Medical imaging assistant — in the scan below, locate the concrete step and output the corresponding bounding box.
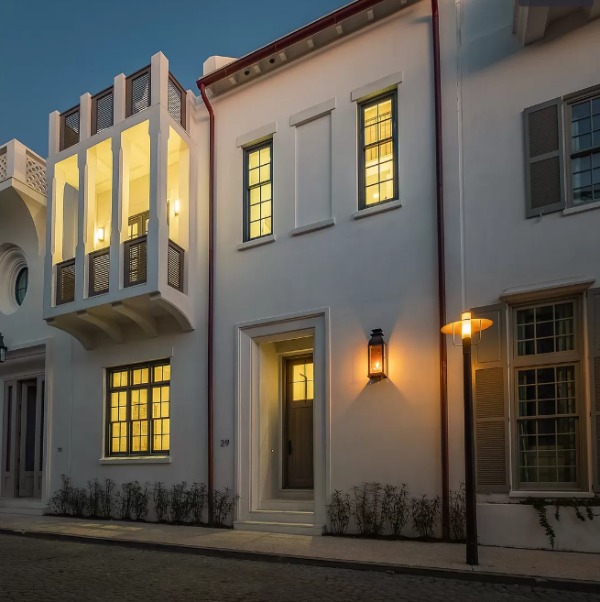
[259,499,314,512]
[234,520,324,536]
[0,498,47,516]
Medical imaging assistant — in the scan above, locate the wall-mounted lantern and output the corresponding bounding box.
[0,333,7,363]
[367,328,387,381]
[173,199,181,216]
[96,226,105,243]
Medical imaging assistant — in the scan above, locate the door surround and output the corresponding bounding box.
[236,308,330,528]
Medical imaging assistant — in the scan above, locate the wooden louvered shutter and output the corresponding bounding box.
[587,288,600,492]
[523,98,565,218]
[472,304,509,493]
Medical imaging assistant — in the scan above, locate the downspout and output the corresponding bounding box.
[199,82,215,525]
[431,0,450,539]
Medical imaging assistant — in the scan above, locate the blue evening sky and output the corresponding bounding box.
[0,0,348,157]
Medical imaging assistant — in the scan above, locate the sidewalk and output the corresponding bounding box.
[0,513,598,590]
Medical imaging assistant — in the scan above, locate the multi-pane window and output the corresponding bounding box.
[244,141,272,240]
[513,300,582,488]
[570,95,600,205]
[107,360,171,456]
[359,91,397,208]
[128,211,149,239]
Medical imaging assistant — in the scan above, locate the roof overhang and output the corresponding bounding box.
[513,0,600,45]
[197,0,421,97]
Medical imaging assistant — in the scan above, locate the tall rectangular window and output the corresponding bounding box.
[106,360,170,456]
[569,94,600,206]
[358,91,397,209]
[513,300,583,489]
[244,140,273,241]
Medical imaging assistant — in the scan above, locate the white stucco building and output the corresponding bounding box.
[1,0,599,552]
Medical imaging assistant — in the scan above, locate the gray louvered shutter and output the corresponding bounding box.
[523,98,565,218]
[472,304,509,493]
[588,288,600,492]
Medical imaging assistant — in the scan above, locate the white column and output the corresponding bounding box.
[151,52,169,108]
[109,134,122,292]
[5,139,27,182]
[113,73,126,126]
[79,93,92,142]
[75,152,87,301]
[43,162,57,313]
[48,111,61,157]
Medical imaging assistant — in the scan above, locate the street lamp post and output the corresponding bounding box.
[441,311,492,566]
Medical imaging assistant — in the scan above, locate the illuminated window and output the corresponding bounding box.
[106,360,171,456]
[358,92,398,209]
[244,140,273,240]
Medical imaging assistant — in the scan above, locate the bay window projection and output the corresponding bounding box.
[359,92,397,208]
[53,154,79,304]
[244,141,273,240]
[107,360,171,456]
[121,121,150,287]
[86,139,112,296]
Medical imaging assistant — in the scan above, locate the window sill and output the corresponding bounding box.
[352,199,402,220]
[99,456,171,465]
[290,218,335,237]
[562,200,600,216]
[508,490,595,499]
[237,234,276,251]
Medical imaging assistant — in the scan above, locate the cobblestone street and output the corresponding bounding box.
[0,534,598,602]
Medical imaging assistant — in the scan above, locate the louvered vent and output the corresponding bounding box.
[167,240,184,291]
[124,235,147,287]
[89,249,110,296]
[56,259,76,304]
[528,104,559,157]
[530,157,561,210]
[94,91,114,133]
[131,72,150,115]
[62,109,80,150]
[168,77,182,125]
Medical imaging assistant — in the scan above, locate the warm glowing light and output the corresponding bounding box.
[173,199,181,216]
[367,328,387,380]
[96,226,105,242]
[441,311,493,342]
[461,311,472,339]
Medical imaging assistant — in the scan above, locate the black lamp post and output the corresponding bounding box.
[0,333,7,363]
[441,311,492,566]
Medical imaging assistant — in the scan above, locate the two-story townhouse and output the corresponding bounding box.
[443,0,600,551]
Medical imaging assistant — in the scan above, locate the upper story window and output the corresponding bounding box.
[358,91,398,209]
[107,360,171,457]
[244,140,273,241]
[569,95,600,206]
[524,86,600,217]
[128,210,149,239]
[126,67,151,118]
[15,267,28,306]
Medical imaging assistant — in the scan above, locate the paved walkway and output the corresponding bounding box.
[0,513,598,589]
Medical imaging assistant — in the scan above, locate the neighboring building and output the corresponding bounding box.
[0,0,599,551]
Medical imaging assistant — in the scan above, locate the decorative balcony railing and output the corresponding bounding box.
[124,235,148,288]
[0,147,7,181]
[88,248,110,296]
[25,152,46,195]
[56,259,76,305]
[167,240,184,292]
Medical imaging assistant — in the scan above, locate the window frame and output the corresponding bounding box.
[15,266,28,306]
[105,359,171,458]
[243,138,273,242]
[564,85,600,209]
[357,90,399,210]
[510,297,587,491]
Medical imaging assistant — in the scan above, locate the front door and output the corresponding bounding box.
[1,377,45,498]
[284,355,314,489]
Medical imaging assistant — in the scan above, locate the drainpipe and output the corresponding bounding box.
[199,82,215,525]
[431,0,450,540]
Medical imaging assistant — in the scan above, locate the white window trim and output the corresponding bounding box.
[350,71,403,103]
[236,122,277,148]
[99,456,171,465]
[237,234,276,251]
[289,98,336,128]
[352,199,402,220]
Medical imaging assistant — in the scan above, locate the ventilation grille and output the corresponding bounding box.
[131,71,150,115]
[94,91,114,134]
[0,148,7,181]
[62,109,80,150]
[167,240,184,291]
[56,259,76,305]
[124,235,147,287]
[168,77,182,125]
[89,248,110,296]
[26,153,46,195]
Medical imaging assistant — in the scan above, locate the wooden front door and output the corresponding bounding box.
[1,377,45,498]
[284,355,314,489]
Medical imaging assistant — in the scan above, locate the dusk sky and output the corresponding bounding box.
[0,0,348,157]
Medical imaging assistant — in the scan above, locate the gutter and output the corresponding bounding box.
[431,0,450,539]
[198,83,216,525]
[197,0,395,89]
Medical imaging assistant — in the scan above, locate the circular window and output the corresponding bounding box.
[0,244,28,315]
[15,267,28,306]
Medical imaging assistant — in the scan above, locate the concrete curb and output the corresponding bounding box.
[1,526,599,593]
